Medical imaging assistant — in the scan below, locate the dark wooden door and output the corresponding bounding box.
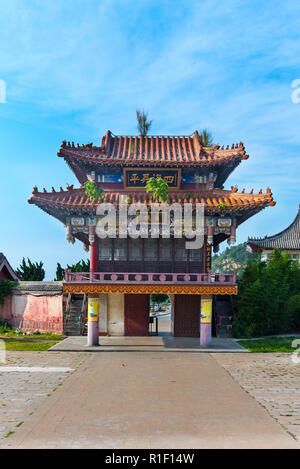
[124,294,150,336]
[173,295,200,337]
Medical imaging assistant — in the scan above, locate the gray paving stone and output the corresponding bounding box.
[212,353,300,443]
[0,351,88,443]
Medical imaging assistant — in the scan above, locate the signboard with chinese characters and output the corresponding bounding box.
[123,168,181,190]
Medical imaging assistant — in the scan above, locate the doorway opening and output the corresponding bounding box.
[149,293,172,336]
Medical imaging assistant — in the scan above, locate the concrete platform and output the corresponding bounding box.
[49,334,248,353]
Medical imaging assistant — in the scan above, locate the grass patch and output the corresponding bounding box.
[0,331,62,340]
[237,336,300,352]
[4,431,14,438]
[0,336,62,351]
[0,325,63,351]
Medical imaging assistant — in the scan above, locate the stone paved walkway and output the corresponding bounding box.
[1,351,298,449]
[212,353,300,443]
[0,352,88,443]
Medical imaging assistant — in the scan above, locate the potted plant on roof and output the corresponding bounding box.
[218,202,227,212]
[146,177,169,203]
[84,181,104,201]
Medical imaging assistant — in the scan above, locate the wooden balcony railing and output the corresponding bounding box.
[64,270,237,285]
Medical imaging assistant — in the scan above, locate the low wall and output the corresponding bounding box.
[0,282,63,333]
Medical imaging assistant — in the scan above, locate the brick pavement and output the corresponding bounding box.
[0,351,88,443]
[212,353,300,443]
[1,351,298,449]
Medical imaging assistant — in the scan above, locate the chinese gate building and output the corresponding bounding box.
[29,130,275,345]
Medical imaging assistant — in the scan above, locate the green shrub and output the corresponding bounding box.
[287,294,300,330]
[0,280,16,304]
[0,321,13,334]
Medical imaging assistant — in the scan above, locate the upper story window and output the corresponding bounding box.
[159,238,172,261]
[189,246,202,260]
[99,238,112,260]
[129,238,142,261]
[174,238,188,261]
[114,238,127,261]
[144,238,158,261]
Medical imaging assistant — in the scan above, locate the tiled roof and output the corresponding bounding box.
[58,130,249,168]
[13,282,63,295]
[248,205,300,250]
[28,185,275,221]
[0,252,19,281]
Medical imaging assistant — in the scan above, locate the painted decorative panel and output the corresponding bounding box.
[97,171,123,183]
[181,173,207,183]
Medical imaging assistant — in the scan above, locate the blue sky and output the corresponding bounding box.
[0,0,299,279]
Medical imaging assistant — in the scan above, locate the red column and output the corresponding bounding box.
[90,236,98,273]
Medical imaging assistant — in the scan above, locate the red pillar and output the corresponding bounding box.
[90,236,98,273]
[88,229,99,346]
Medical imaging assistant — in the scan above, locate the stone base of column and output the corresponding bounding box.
[87,321,99,346]
[200,323,212,347]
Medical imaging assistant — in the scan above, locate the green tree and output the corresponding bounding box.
[146,177,169,202]
[212,242,260,278]
[15,258,45,281]
[151,294,169,304]
[55,262,65,281]
[136,109,153,136]
[55,259,90,281]
[0,280,17,304]
[198,129,213,147]
[233,250,300,338]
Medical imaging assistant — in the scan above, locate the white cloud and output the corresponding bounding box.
[0,0,300,275]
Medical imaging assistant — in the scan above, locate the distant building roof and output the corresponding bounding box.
[248,205,300,251]
[0,253,19,281]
